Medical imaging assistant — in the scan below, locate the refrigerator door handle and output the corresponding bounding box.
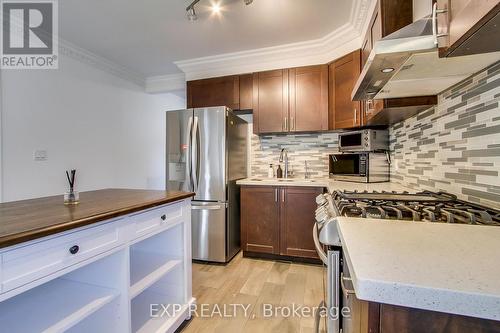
[192,116,201,192]
[187,116,194,192]
[192,204,223,210]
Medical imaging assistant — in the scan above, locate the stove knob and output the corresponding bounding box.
[316,211,328,222]
[365,143,369,147]
[316,194,327,205]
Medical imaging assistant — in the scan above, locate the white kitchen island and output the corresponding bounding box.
[0,189,195,333]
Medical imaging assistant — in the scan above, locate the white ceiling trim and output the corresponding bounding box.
[145,73,186,93]
[59,39,146,87]
[174,0,373,81]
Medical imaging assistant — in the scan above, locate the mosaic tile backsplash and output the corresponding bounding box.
[250,132,339,178]
[390,61,500,209]
[249,62,500,209]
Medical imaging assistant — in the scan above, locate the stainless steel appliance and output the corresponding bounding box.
[338,129,388,152]
[329,152,390,183]
[339,129,389,152]
[351,5,500,101]
[166,106,248,263]
[313,189,500,332]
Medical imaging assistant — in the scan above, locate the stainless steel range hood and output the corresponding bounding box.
[352,15,500,101]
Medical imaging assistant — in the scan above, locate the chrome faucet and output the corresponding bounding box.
[279,148,289,178]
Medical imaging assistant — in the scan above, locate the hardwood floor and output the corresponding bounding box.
[181,253,327,333]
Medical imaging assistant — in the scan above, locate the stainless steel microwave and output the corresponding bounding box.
[329,152,390,183]
[338,129,388,152]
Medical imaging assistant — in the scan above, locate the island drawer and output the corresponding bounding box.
[1,219,125,294]
[131,202,185,240]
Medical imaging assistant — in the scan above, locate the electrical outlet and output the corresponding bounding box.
[33,150,48,161]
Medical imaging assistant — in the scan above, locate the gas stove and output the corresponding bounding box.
[313,189,500,333]
[316,190,500,226]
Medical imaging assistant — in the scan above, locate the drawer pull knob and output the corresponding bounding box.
[160,214,167,221]
[69,245,80,255]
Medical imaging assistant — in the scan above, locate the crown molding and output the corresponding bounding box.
[59,39,146,87]
[175,0,373,80]
[145,73,186,93]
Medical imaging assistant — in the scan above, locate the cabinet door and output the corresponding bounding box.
[437,0,499,57]
[280,187,323,259]
[241,186,280,254]
[252,69,289,134]
[329,50,362,130]
[239,74,253,111]
[289,65,328,132]
[187,76,239,110]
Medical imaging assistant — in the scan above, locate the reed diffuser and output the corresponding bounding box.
[64,169,79,205]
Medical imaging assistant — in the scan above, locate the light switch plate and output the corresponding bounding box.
[33,150,48,161]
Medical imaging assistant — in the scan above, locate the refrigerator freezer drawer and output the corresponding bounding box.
[191,202,227,262]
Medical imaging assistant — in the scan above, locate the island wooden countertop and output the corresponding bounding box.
[0,188,194,249]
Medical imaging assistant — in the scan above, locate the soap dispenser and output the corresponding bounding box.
[268,164,274,178]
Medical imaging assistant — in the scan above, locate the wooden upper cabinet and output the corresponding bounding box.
[239,74,253,110]
[241,186,280,254]
[187,75,239,110]
[252,69,289,134]
[437,0,500,57]
[360,0,436,125]
[289,65,329,132]
[279,187,323,259]
[329,50,363,130]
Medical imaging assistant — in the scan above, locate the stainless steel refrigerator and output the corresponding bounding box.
[166,106,248,263]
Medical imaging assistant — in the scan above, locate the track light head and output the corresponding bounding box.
[186,7,197,21]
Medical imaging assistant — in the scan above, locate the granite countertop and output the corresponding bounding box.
[337,218,500,321]
[237,177,413,193]
[0,189,194,249]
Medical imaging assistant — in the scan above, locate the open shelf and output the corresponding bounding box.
[131,289,188,333]
[130,250,182,299]
[0,278,119,333]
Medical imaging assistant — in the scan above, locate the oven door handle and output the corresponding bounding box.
[313,224,328,265]
[340,272,356,297]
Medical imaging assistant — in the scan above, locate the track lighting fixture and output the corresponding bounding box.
[186,0,253,21]
[186,6,197,21]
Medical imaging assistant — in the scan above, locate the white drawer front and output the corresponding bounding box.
[132,202,184,239]
[1,220,124,293]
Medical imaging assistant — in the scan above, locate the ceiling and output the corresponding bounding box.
[59,0,353,77]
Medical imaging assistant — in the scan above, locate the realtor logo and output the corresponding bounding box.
[1,0,58,69]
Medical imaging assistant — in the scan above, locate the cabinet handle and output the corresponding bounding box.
[282,189,285,202]
[367,100,373,112]
[432,2,448,45]
[284,117,288,131]
[290,116,295,131]
[354,108,358,125]
[275,188,278,202]
[69,245,80,255]
[161,214,167,221]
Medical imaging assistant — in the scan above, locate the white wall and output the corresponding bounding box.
[0,54,186,202]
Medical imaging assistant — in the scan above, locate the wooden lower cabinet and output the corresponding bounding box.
[355,302,500,333]
[279,187,322,258]
[241,186,280,254]
[241,186,322,259]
